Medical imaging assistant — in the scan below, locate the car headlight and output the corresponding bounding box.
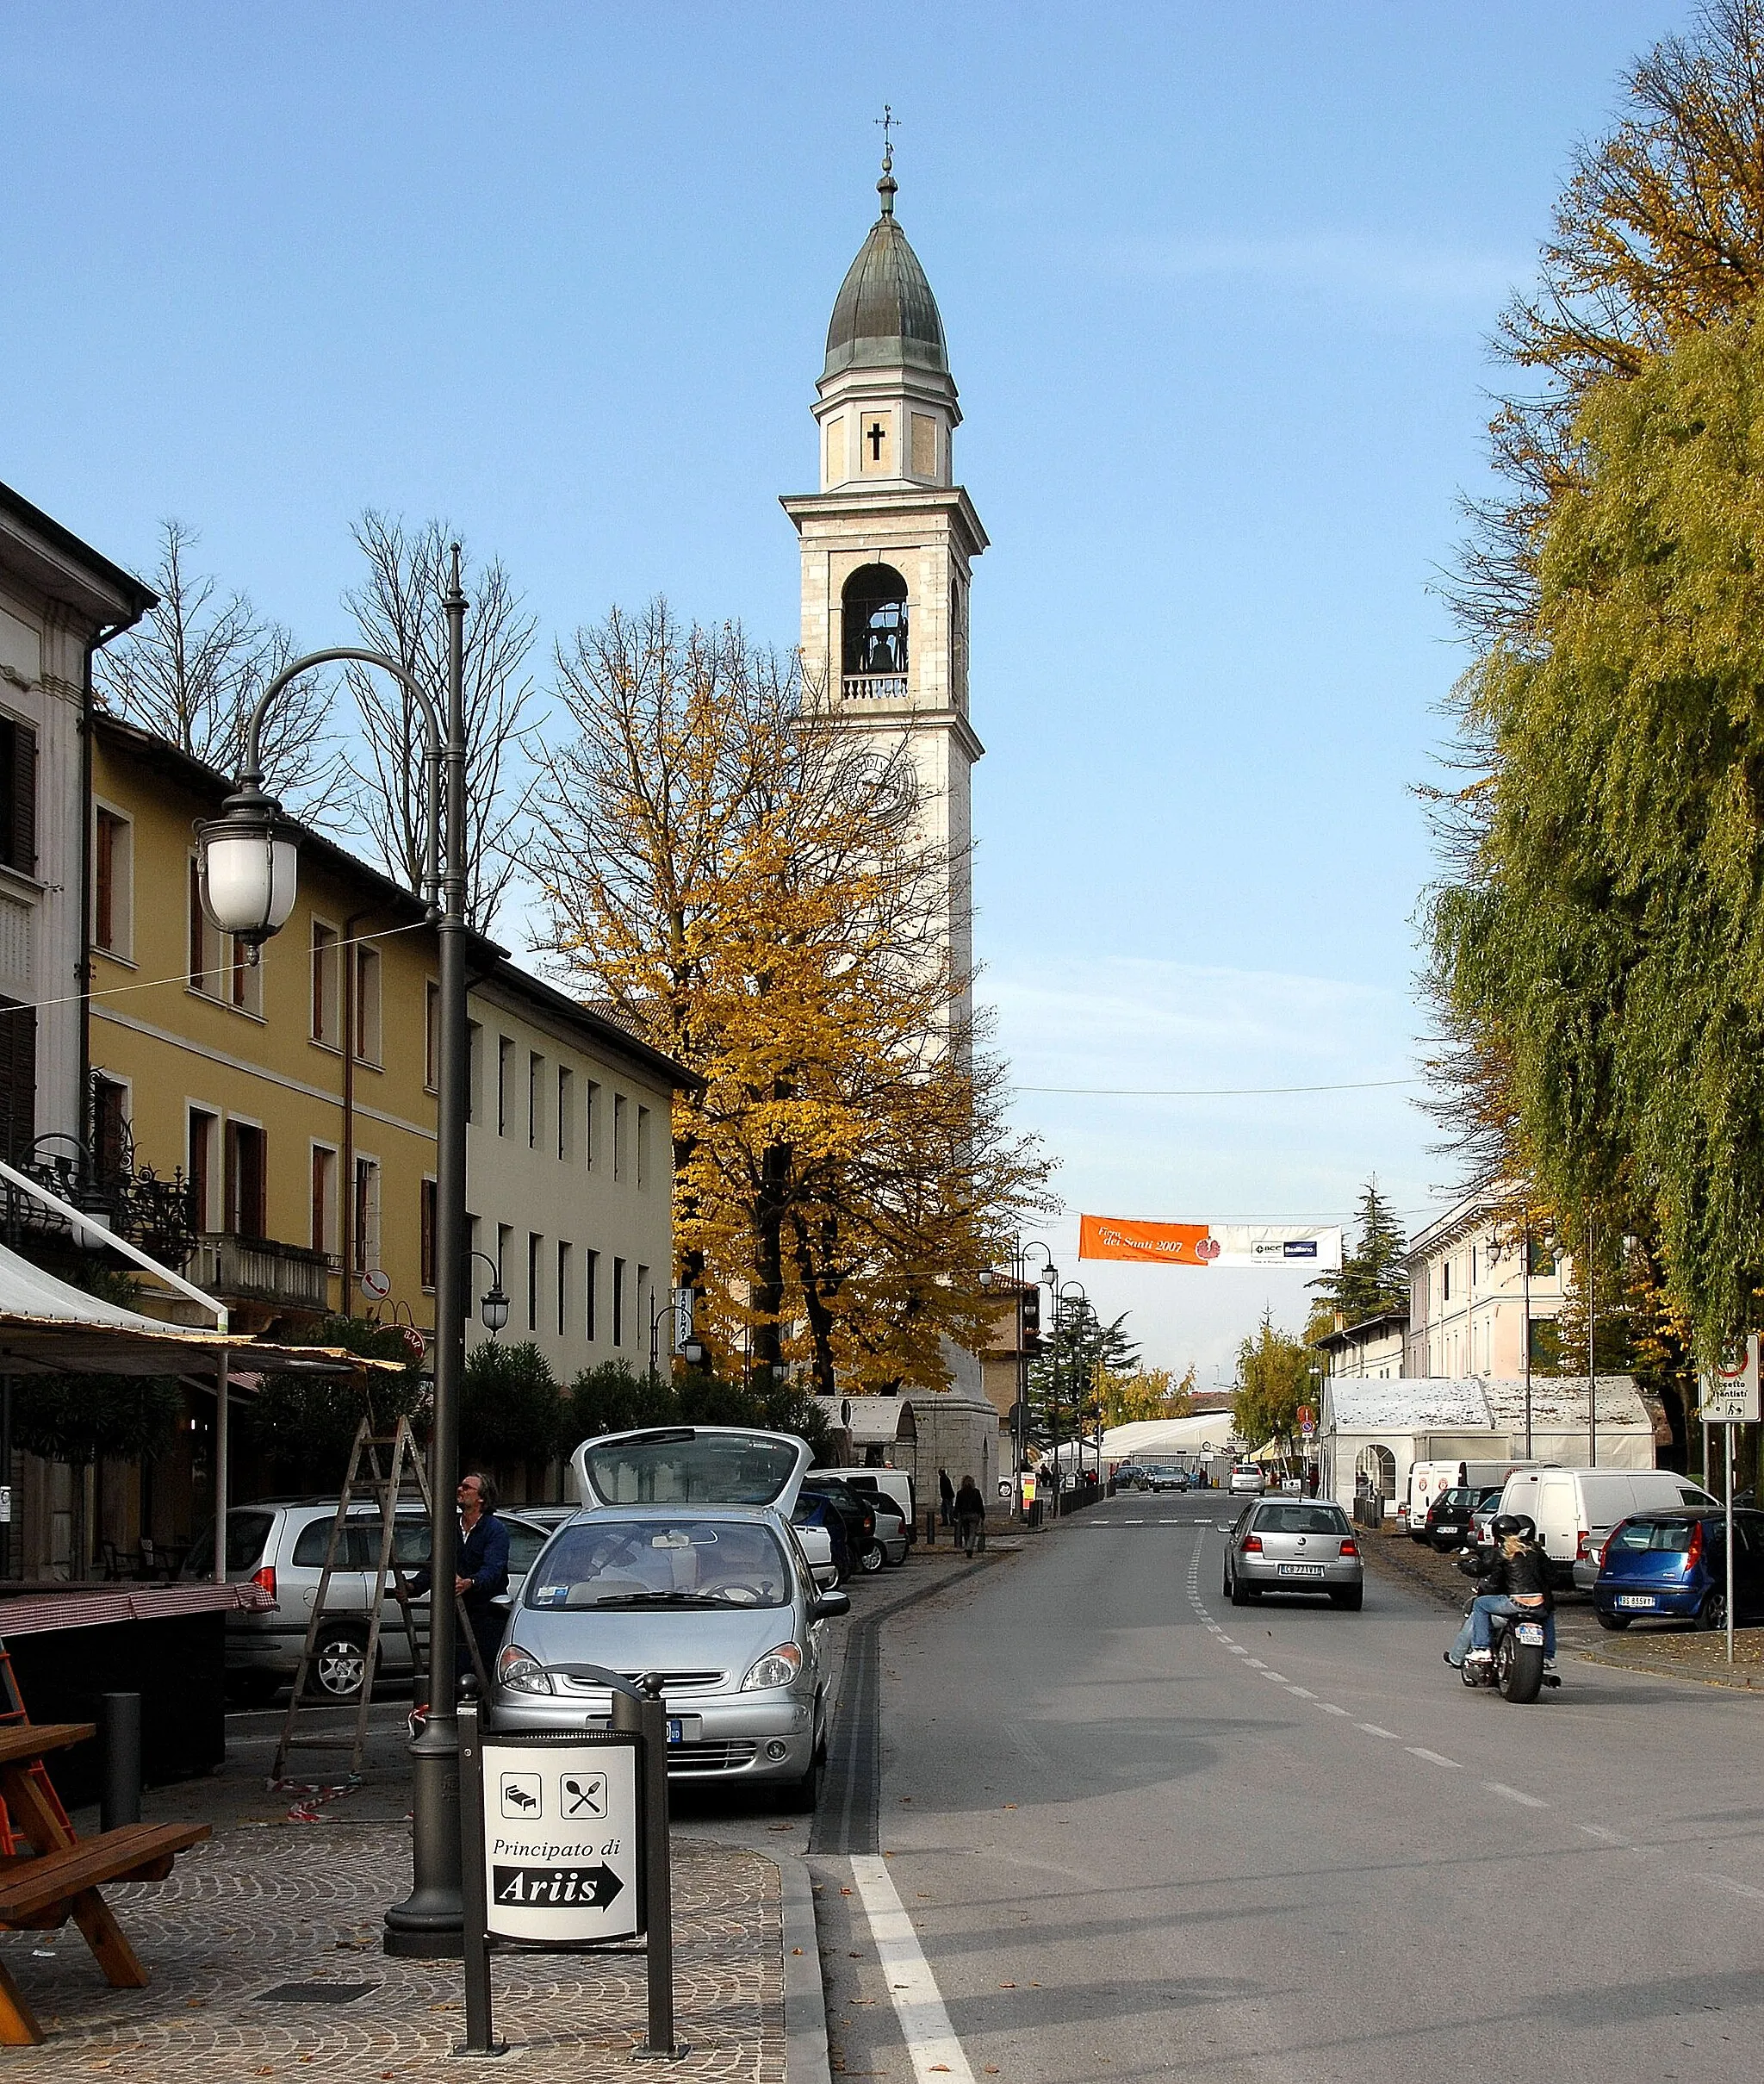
[741,1642,804,1691]
[497,1645,553,1694]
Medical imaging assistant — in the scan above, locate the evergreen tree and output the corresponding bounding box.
[1025,1297,1138,1445]
[1310,1179,1409,1328]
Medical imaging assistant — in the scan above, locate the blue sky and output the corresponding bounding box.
[0,2,1696,1374]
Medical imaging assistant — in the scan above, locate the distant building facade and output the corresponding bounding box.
[1404,1190,1570,1380]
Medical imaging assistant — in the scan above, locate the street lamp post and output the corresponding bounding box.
[649,1287,699,1374]
[195,555,473,1958]
[1048,1276,1087,1516]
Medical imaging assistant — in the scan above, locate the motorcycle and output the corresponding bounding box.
[1457,1599,1561,1702]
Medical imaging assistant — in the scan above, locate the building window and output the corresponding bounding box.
[528,1051,543,1149]
[612,1255,624,1347]
[352,1154,380,1273]
[0,998,34,1162]
[1527,1237,1557,1278]
[312,1144,338,1259]
[0,717,37,875]
[556,1241,570,1337]
[584,1247,598,1341]
[425,981,440,1092]
[189,1108,219,1229]
[311,923,341,1044]
[497,1037,512,1135]
[637,1104,650,1189]
[613,1094,626,1183]
[93,808,131,956]
[226,934,261,1017]
[583,1080,599,1167]
[841,563,909,690]
[353,945,382,1063]
[1442,1260,1451,1303]
[1527,1316,1562,1372]
[637,1263,649,1352]
[189,861,221,995]
[557,1067,573,1160]
[421,1178,438,1291]
[466,1021,481,1123]
[527,1232,543,1334]
[91,1075,127,1179]
[226,1121,266,1240]
[497,1222,513,1304]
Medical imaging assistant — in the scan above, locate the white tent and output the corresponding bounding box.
[1102,1413,1239,1465]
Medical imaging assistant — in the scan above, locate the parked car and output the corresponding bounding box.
[791,1496,849,1583]
[1488,1467,1720,1589]
[822,1466,916,1537]
[188,1499,552,1703]
[1223,1499,1363,1609]
[869,1502,910,1569]
[1112,1465,1146,1492]
[1425,1485,1504,1553]
[1592,1509,1764,1630]
[1228,1465,1266,1496]
[797,1477,879,1571]
[494,1426,848,1807]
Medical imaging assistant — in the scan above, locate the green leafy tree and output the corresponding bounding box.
[1427,305,1764,1357]
[460,1341,566,1485]
[1025,1297,1138,1445]
[242,1315,428,1490]
[1309,1180,1409,1328]
[1233,1311,1312,1452]
[560,1363,835,1465]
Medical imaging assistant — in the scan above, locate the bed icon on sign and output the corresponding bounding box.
[561,1773,606,1819]
[500,1772,543,1819]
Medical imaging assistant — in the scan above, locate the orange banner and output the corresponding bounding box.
[1079,1216,1214,1266]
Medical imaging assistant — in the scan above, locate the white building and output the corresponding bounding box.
[0,482,153,1155]
[1405,1189,1571,1380]
[1314,1309,1408,1382]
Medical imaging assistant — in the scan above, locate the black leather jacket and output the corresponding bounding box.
[1475,1540,1554,1611]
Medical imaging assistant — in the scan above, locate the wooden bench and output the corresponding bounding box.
[0,1721,210,2045]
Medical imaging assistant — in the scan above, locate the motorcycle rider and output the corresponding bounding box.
[1445,1513,1556,1670]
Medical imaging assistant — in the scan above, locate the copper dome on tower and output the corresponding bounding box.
[823,159,949,383]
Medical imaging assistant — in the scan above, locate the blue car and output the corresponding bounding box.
[1592,1509,1764,1631]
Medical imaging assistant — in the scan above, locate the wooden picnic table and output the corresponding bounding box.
[0,1720,209,2045]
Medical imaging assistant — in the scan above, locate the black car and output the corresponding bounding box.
[1425,1485,1503,1553]
[798,1477,878,1569]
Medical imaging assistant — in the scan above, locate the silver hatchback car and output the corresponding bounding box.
[1223,1499,1363,1609]
[493,1427,848,1809]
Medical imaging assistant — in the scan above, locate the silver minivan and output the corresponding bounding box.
[188,1500,550,1702]
[492,1427,848,1808]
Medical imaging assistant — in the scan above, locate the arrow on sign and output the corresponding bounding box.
[492,1863,624,1909]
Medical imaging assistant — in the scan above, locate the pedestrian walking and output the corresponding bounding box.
[939,1467,954,1529]
[954,1474,985,1557]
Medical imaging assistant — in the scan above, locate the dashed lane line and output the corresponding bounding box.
[1484,1782,1549,1809]
[1406,1747,1463,1769]
[1358,1724,1402,1739]
[849,1854,977,2084]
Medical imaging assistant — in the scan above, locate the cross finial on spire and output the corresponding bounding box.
[875,104,898,215]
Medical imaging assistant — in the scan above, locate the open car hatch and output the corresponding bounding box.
[569,1427,813,1516]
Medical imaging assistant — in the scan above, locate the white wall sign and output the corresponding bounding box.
[1699,1335,1761,1425]
[481,1736,640,1943]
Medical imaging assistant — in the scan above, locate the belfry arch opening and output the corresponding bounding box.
[842,564,909,697]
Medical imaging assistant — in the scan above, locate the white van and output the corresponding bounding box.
[823,1465,916,1539]
[1494,1466,1719,1588]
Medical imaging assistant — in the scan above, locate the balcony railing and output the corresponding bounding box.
[842,673,908,702]
[191,1233,332,1314]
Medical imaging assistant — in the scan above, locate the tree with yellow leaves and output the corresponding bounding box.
[531,600,1053,1392]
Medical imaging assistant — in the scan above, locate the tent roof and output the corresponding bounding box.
[0,1241,400,1378]
[1103,1414,1238,1459]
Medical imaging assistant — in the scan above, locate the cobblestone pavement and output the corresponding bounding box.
[1,1824,785,2081]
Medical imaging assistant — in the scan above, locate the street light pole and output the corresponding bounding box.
[194,556,473,1958]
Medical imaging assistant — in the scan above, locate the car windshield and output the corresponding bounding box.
[1609,1517,1699,1554]
[525,1518,793,1609]
[1438,1490,1477,1509]
[1252,1505,1349,1535]
[579,1431,801,1506]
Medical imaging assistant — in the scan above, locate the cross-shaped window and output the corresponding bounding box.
[866,420,886,462]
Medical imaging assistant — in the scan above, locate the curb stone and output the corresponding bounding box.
[779,1851,832,2084]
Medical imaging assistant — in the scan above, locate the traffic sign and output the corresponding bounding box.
[480,1733,641,1944]
[1699,1334,1761,1425]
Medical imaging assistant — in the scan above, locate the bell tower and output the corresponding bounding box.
[781,138,986,996]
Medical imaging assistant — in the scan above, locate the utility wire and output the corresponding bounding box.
[1013,1076,1419,1097]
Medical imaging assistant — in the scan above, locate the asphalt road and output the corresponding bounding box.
[812,1491,1764,2084]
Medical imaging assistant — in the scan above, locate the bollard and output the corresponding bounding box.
[100,1693,141,1832]
[924,1509,936,1546]
[616,1676,679,2058]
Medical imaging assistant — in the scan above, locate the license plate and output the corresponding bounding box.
[667,1716,701,1745]
[1276,1563,1326,1577]
[1617,1595,1655,1608]
[1514,1622,1545,1645]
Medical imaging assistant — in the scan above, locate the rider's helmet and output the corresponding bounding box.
[1491,1513,1527,1540]
[1509,1514,1537,1542]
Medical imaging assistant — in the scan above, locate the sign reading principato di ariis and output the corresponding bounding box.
[1079,1216,1343,1272]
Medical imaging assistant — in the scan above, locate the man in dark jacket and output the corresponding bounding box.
[954,1474,986,1556]
[413,1471,510,1689]
[1446,1514,1555,1667]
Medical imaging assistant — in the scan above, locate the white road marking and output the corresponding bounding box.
[850,1854,976,2084]
[1317,1703,1348,1715]
[1687,1872,1764,1901]
[1483,1782,1548,1809]
[1245,1658,1266,1670]
[1407,1747,1463,1770]
[1576,1824,1624,1843]
[1263,1672,1289,1683]
[1287,1686,1315,1698]
[1358,1724,1401,1739]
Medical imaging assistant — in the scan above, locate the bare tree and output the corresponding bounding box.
[95,519,340,812]
[341,513,540,933]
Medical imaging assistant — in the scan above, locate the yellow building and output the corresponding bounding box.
[88,710,689,1382]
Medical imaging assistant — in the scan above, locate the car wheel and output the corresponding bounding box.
[1221,1567,1232,1599]
[776,1745,825,1814]
[1228,1574,1250,1607]
[1329,1588,1363,1611]
[858,1541,886,1575]
[1594,1609,1631,1632]
[1699,1589,1728,1633]
[307,1623,373,1702]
